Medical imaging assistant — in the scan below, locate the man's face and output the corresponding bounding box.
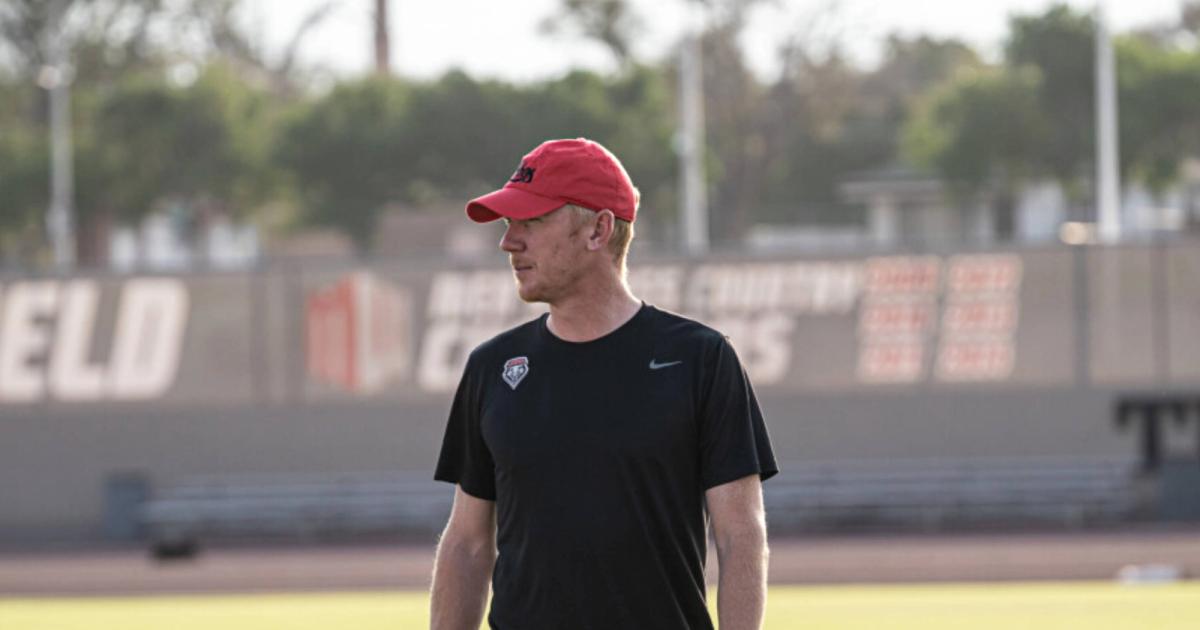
[499,206,592,304]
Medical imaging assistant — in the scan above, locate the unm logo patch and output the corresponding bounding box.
[502,356,530,390]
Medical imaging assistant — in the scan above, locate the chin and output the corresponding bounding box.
[515,283,547,304]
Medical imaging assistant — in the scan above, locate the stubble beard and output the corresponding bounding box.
[514,281,546,304]
[513,262,586,306]
[514,274,560,305]
[512,268,552,304]
[512,231,591,306]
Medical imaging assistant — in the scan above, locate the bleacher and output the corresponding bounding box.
[764,456,1143,532]
[139,471,451,557]
[139,456,1143,556]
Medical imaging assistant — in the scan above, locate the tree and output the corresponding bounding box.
[178,0,341,96]
[275,76,413,248]
[902,4,1200,236]
[750,28,981,227]
[0,0,309,267]
[0,0,177,264]
[0,0,175,85]
[859,35,982,150]
[902,68,1045,237]
[520,66,677,239]
[542,0,773,244]
[1185,1,1200,37]
[67,63,278,263]
[542,0,641,67]
[0,80,49,265]
[275,68,678,250]
[900,6,1103,236]
[692,10,770,243]
[1006,5,1097,198]
[1116,35,1200,195]
[593,65,678,239]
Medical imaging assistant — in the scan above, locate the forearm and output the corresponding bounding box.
[430,536,495,630]
[715,531,768,630]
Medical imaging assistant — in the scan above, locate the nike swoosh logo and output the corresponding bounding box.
[649,359,683,370]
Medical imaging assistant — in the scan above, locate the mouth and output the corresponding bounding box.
[511,262,534,275]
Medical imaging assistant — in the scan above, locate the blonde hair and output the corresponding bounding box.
[565,204,635,272]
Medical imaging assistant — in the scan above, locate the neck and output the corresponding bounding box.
[545,276,641,342]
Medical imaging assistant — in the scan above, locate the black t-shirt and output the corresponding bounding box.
[434,304,778,630]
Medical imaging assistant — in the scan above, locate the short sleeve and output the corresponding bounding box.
[433,352,497,500]
[697,336,779,490]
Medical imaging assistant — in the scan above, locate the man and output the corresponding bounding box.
[431,138,778,630]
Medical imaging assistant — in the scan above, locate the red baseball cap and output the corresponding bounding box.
[466,138,639,223]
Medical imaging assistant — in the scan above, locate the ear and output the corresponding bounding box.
[586,209,615,252]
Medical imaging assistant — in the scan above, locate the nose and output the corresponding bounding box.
[500,222,523,253]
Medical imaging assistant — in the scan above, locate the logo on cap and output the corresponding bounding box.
[509,165,536,184]
[502,356,530,390]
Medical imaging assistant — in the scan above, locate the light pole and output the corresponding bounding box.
[1095,0,1121,242]
[678,23,708,254]
[43,0,76,268]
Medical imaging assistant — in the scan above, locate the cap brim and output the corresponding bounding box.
[466,186,565,223]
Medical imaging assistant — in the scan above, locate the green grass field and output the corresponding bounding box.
[3,582,1198,629]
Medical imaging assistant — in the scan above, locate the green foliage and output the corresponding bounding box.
[901,65,1049,238]
[596,66,678,231]
[275,76,414,246]
[756,35,981,225]
[862,35,983,134]
[275,67,676,248]
[402,71,528,199]
[755,49,865,225]
[1116,37,1200,194]
[0,0,292,265]
[904,3,1200,211]
[73,63,277,222]
[904,67,1044,191]
[525,67,677,230]
[0,81,48,237]
[6,0,1200,266]
[1006,5,1097,192]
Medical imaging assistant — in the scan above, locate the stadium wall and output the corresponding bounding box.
[0,240,1197,543]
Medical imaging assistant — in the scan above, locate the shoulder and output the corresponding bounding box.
[644,305,729,349]
[642,305,740,374]
[464,314,545,370]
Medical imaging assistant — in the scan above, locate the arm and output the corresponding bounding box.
[430,485,496,630]
[706,474,768,630]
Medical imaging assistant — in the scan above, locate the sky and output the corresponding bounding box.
[241,0,1190,82]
